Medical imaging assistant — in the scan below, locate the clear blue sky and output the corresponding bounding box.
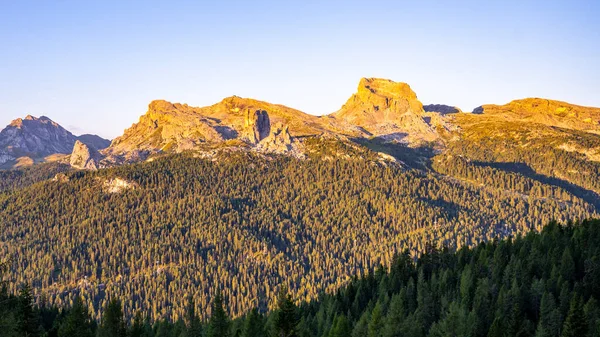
[1,0,599,139]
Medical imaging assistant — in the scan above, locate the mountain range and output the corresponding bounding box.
[3,77,600,322]
[4,77,599,175]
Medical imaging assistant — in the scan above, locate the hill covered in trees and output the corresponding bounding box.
[0,149,597,323]
[2,218,600,336]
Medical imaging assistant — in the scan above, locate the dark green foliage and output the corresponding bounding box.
[183,295,203,337]
[207,291,230,337]
[241,308,265,337]
[283,219,600,337]
[128,311,147,337]
[1,217,600,336]
[97,298,126,337]
[57,297,94,337]
[328,314,351,337]
[536,292,561,337]
[17,283,40,337]
[561,295,587,337]
[273,286,299,337]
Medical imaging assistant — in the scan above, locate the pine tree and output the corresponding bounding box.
[242,308,265,337]
[329,314,351,337]
[535,292,561,337]
[273,286,299,337]
[428,301,469,337]
[17,283,39,337]
[97,298,126,337]
[383,292,406,337]
[561,295,587,337]
[207,291,230,337]
[368,301,384,337]
[183,296,203,337]
[352,310,370,337]
[129,311,147,337]
[583,297,599,337]
[58,297,94,337]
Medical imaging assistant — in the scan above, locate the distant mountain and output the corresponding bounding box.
[0,115,110,168]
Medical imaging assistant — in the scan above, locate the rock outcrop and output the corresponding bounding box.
[331,78,450,146]
[259,122,293,153]
[242,109,271,143]
[423,104,462,115]
[70,140,100,170]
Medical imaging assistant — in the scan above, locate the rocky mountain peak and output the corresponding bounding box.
[70,140,100,170]
[334,78,424,126]
[0,115,110,168]
[355,78,420,106]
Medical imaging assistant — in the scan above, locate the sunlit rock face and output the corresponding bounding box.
[70,140,100,170]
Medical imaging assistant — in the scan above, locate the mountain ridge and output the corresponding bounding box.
[3,77,600,172]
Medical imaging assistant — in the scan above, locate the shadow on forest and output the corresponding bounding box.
[352,137,437,170]
[474,161,600,209]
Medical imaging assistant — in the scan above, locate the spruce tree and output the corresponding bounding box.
[329,314,351,337]
[97,298,126,337]
[241,308,265,337]
[368,301,384,337]
[58,297,94,337]
[129,311,146,337]
[207,291,230,337]
[561,295,587,337]
[184,296,203,337]
[535,292,561,337]
[273,286,298,337]
[17,283,39,337]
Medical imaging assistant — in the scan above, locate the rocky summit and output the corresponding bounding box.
[4,77,600,172]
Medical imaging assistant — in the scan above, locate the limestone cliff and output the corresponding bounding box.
[70,140,100,170]
[331,78,450,145]
[242,109,271,144]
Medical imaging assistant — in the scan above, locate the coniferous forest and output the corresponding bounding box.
[0,151,597,324]
[1,218,600,336]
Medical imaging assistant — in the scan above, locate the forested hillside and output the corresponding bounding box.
[2,219,599,336]
[0,150,597,322]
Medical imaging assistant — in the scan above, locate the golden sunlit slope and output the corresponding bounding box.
[471,98,600,133]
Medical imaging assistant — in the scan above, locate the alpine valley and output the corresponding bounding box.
[2,78,600,334]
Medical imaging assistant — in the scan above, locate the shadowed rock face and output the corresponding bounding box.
[259,122,293,153]
[77,134,111,150]
[423,104,462,115]
[0,116,76,162]
[243,110,271,144]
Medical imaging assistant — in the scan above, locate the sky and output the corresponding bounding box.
[0,0,599,139]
